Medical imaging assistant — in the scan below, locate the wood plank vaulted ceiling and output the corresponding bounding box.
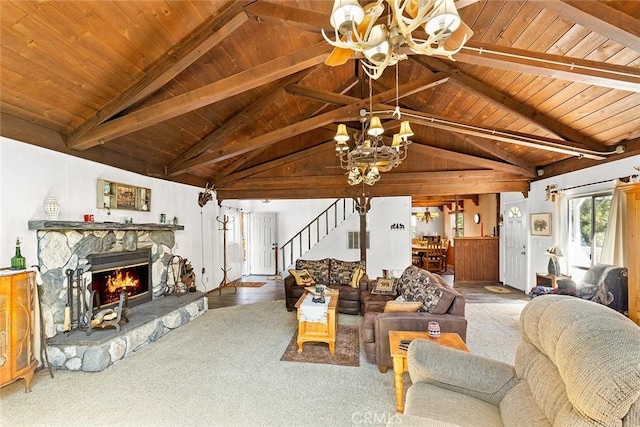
[1,0,639,206]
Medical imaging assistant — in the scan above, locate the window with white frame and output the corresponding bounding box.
[566,192,612,279]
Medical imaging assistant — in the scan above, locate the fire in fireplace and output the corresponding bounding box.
[88,249,152,309]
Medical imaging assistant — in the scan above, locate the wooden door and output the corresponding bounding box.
[249,212,277,275]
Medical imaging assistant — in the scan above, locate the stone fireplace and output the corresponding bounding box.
[29,221,182,338]
[28,220,208,372]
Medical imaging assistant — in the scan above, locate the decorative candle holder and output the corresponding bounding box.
[428,321,441,338]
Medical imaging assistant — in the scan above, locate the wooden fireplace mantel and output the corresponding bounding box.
[28,220,184,231]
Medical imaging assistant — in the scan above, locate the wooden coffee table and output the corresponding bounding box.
[294,289,339,354]
[389,331,470,413]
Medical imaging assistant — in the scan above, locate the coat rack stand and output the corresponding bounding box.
[217,214,237,295]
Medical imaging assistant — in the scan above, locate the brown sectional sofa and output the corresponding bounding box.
[361,265,467,372]
[284,258,368,315]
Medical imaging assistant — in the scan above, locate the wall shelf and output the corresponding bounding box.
[28,220,184,231]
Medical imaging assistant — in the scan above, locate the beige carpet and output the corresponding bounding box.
[280,325,359,367]
[1,299,525,426]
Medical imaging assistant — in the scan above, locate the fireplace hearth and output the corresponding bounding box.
[88,249,152,309]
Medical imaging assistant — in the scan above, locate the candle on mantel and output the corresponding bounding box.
[481,222,484,237]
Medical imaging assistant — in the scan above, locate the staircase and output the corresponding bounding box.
[280,198,357,272]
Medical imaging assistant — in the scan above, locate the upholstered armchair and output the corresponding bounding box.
[395,295,640,426]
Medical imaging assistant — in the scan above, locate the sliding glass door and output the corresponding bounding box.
[567,193,612,281]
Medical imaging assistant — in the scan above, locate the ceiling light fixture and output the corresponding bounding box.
[323,0,472,79]
[415,208,439,223]
[334,69,413,186]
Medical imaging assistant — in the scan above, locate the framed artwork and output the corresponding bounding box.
[530,213,551,236]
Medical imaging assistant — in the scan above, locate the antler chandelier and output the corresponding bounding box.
[323,0,471,79]
[334,74,413,186]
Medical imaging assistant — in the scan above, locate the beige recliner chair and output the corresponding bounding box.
[394,295,640,426]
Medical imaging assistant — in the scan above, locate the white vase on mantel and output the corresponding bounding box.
[44,195,61,220]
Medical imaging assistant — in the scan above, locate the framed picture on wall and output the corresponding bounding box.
[530,213,551,236]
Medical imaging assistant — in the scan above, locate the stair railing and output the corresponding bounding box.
[279,198,356,272]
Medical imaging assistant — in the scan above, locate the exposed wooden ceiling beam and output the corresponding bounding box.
[69,42,332,151]
[168,101,369,176]
[287,72,449,105]
[451,41,640,93]
[166,69,313,172]
[410,56,606,151]
[284,83,603,160]
[216,179,529,201]
[412,195,480,208]
[537,137,640,178]
[217,141,336,186]
[535,0,640,51]
[66,2,251,146]
[309,76,360,117]
[244,1,330,33]
[371,107,611,161]
[222,171,528,191]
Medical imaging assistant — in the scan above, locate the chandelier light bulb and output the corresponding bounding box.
[391,134,402,150]
[424,0,461,37]
[330,0,365,36]
[334,124,350,142]
[363,24,390,62]
[399,121,414,139]
[367,116,384,136]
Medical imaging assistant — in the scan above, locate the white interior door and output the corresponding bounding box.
[503,202,527,290]
[249,212,276,275]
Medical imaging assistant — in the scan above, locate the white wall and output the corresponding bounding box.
[0,137,228,292]
[500,155,640,293]
[239,196,412,279]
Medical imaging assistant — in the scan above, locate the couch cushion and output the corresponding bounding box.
[404,382,504,427]
[329,284,360,301]
[296,258,330,283]
[329,259,365,285]
[384,301,422,313]
[288,269,315,285]
[500,381,551,427]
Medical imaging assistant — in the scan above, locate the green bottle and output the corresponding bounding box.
[10,238,26,270]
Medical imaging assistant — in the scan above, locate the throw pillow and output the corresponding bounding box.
[350,267,364,288]
[418,285,444,313]
[371,278,397,295]
[384,301,423,313]
[295,258,330,283]
[330,259,366,285]
[288,269,315,286]
[428,285,457,314]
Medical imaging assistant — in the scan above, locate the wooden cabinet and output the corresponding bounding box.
[620,182,640,325]
[0,270,37,392]
[453,237,499,283]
